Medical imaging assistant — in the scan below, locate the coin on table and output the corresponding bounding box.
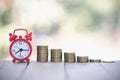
[37,45,48,62]
[89,59,101,63]
[77,56,89,63]
[51,49,62,62]
[64,52,76,63]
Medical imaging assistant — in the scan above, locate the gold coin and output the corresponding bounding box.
[64,52,76,63]
[89,59,101,63]
[77,56,89,63]
[51,58,62,62]
[51,49,62,62]
[37,45,48,62]
[102,61,114,63]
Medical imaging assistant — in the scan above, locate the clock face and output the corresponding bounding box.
[11,40,31,59]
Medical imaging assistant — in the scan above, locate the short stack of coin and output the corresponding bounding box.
[51,49,62,62]
[77,56,89,63]
[64,52,76,63]
[102,61,114,63]
[37,46,48,62]
[89,59,101,63]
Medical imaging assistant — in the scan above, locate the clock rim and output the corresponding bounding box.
[9,39,32,60]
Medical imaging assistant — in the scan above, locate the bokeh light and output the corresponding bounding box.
[0,0,120,61]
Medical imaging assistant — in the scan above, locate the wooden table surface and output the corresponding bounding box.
[0,61,120,80]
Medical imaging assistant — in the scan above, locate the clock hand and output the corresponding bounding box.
[15,50,20,54]
[22,49,29,51]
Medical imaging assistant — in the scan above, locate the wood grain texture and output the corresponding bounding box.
[0,61,120,80]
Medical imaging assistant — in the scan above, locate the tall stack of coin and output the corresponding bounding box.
[64,52,76,63]
[77,56,89,63]
[37,46,48,62]
[89,59,101,63]
[51,49,62,62]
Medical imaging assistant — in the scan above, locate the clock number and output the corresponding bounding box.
[19,41,22,45]
[24,54,27,57]
[18,52,23,58]
[14,46,19,49]
[27,47,29,50]
[12,49,15,52]
[19,55,23,58]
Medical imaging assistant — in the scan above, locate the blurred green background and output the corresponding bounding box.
[0,0,120,61]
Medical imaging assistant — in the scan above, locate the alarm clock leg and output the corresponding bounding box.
[26,58,30,63]
[12,59,16,63]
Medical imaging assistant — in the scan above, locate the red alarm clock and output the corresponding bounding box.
[9,29,32,63]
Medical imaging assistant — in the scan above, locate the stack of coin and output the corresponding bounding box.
[64,52,76,63]
[77,56,89,63]
[37,46,48,62]
[89,59,101,63]
[51,49,62,62]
